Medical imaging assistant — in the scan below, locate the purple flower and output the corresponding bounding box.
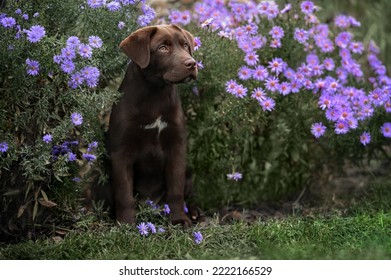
[0,142,9,153]
[270,26,284,39]
[253,65,269,81]
[137,222,149,236]
[349,41,364,54]
[244,51,259,66]
[147,222,157,234]
[227,172,242,181]
[163,204,171,215]
[193,231,203,244]
[88,36,103,49]
[68,72,85,89]
[260,97,276,112]
[265,77,280,92]
[196,61,204,70]
[118,21,125,29]
[83,153,97,162]
[26,25,46,43]
[225,79,239,94]
[88,141,98,152]
[137,4,156,27]
[169,10,191,25]
[334,15,350,29]
[61,60,75,74]
[232,84,247,98]
[300,1,315,14]
[61,47,76,60]
[251,87,267,102]
[335,31,352,49]
[81,66,100,88]
[311,122,326,138]
[238,66,252,80]
[71,112,83,126]
[78,43,93,58]
[279,82,291,96]
[194,37,201,51]
[68,152,77,162]
[294,28,309,44]
[42,134,52,143]
[268,58,286,75]
[66,36,80,49]
[87,0,105,9]
[270,38,282,49]
[106,1,121,12]
[335,120,349,134]
[158,227,166,233]
[26,58,40,76]
[381,123,391,138]
[323,58,335,71]
[1,17,16,28]
[281,3,292,14]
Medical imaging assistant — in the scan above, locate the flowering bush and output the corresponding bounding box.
[171,0,391,208]
[0,0,155,240]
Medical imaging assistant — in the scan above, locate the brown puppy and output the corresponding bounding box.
[106,25,198,227]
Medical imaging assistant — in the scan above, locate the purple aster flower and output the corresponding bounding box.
[61,60,75,74]
[300,1,315,14]
[279,82,291,96]
[1,17,16,28]
[244,52,259,66]
[244,23,258,35]
[281,3,292,14]
[68,152,77,162]
[83,153,96,162]
[253,65,269,81]
[232,84,248,98]
[270,38,282,49]
[311,122,326,138]
[68,72,85,89]
[33,12,39,18]
[0,142,9,153]
[335,31,352,49]
[251,87,267,102]
[335,15,350,29]
[137,222,149,236]
[360,132,371,146]
[238,66,252,80]
[61,47,76,60]
[87,0,105,9]
[87,141,98,152]
[323,58,335,71]
[42,134,52,143]
[294,28,309,44]
[71,112,83,126]
[118,21,125,29]
[158,227,166,233]
[260,97,276,112]
[137,4,155,27]
[147,222,157,234]
[26,25,46,43]
[200,17,214,29]
[22,14,29,20]
[269,26,284,39]
[78,43,92,58]
[225,79,239,94]
[196,61,204,70]
[106,1,121,12]
[335,120,349,134]
[227,172,242,181]
[193,231,203,244]
[26,58,40,76]
[268,58,286,75]
[169,10,191,25]
[66,36,80,49]
[163,204,170,215]
[381,123,391,138]
[265,77,280,92]
[194,37,201,51]
[88,36,103,49]
[81,66,100,88]
[349,41,364,54]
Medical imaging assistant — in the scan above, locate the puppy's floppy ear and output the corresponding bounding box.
[119,26,157,69]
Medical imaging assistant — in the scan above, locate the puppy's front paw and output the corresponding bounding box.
[171,213,192,228]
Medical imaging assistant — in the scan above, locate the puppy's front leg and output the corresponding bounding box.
[111,153,135,225]
[165,146,192,228]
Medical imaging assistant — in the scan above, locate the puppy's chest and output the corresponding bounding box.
[141,115,168,136]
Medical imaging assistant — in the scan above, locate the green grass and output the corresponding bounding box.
[1,212,390,260]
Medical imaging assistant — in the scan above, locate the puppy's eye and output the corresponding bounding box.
[158,45,169,52]
[184,42,189,50]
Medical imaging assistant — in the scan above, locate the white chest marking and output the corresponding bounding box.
[143,116,168,136]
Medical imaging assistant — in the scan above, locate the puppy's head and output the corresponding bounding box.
[120,24,198,84]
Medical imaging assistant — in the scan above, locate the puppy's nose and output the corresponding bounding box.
[184,58,196,70]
